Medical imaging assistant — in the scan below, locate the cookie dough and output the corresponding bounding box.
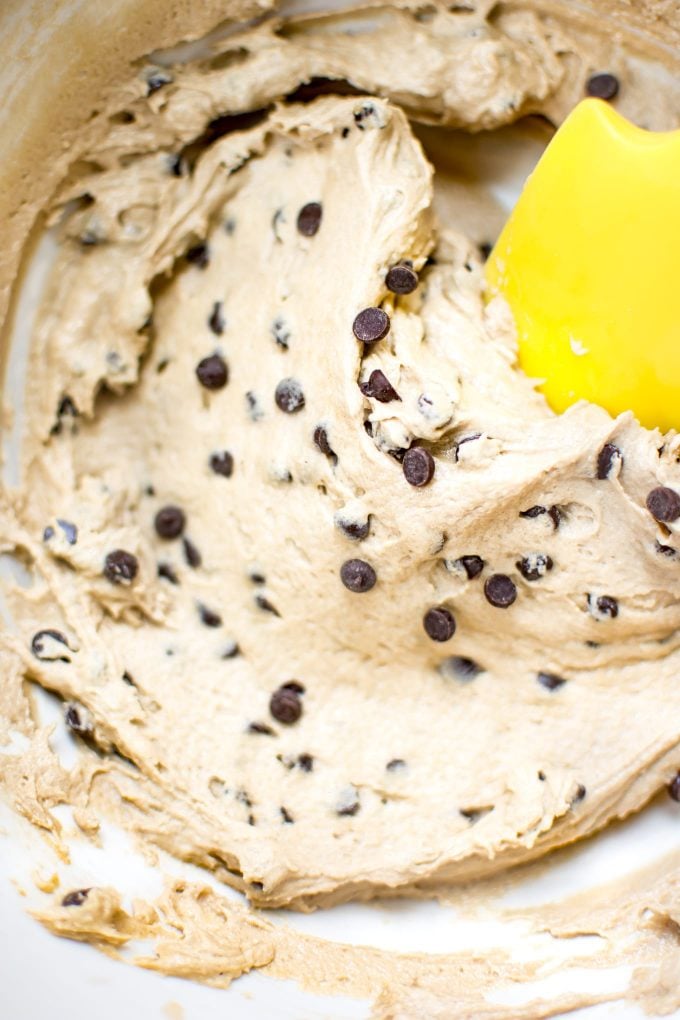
[3,0,680,950]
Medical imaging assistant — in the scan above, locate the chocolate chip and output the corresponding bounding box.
[167,153,185,177]
[43,526,55,541]
[281,806,294,823]
[336,786,360,816]
[359,369,401,403]
[455,555,485,579]
[669,773,680,802]
[313,425,336,460]
[572,783,587,803]
[597,443,622,479]
[249,571,266,585]
[255,594,280,616]
[221,641,240,659]
[122,671,136,686]
[423,606,456,642]
[402,447,435,487]
[154,505,186,539]
[58,395,78,418]
[298,753,314,772]
[516,553,553,581]
[479,241,493,261]
[31,629,71,662]
[198,604,222,627]
[56,519,77,545]
[352,307,390,344]
[340,558,376,593]
[183,538,202,568]
[65,702,93,734]
[281,680,305,694]
[275,378,305,413]
[548,505,562,529]
[484,574,517,608]
[441,656,483,681]
[270,686,302,724]
[103,549,138,584]
[196,354,228,390]
[186,242,210,268]
[210,451,234,477]
[208,302,225,335]
[646,486,680,523]
[586,72,619,100]
[656,540,677,557]
[248,722,275,736]
[157,562,179,584]
[62,889,91,907]
[385,264,418,294]
[245,392,264,421]
[520,505,546,519]
[297,202,322,237]
[335,514,370,541]
[537,671,567,691]
[386,758,406,771]
[588,593,619,619]
[271,317,290,350]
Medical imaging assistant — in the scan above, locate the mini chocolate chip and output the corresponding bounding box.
[586,72,619,100]
[249,571,266,585]
[538,770,546,781]
[537,671,567,691]
[154,505,186,539]
[31,629,71,663]
[65,702,93,734]
[248,722,275,736]
[352,307,390,344]
[157,562,179,584]
[297,202,322,236]
[456,555,485,579]
[573,783,587,802]
[275,378,305,413]
[58,395,78,418]
[588,593,619,619]
[183,538,202,568]
[281,806,294,823]
[364,420,374,438]
[647,486,680,523]
[198,604,222,627]
[313,425,336,459]
[103,549,138,584]
[298,753,314,772]
[122,671,136,686]
[479,241,493,261]
[210,451,234,477]
[271,317,290,350]
[186,242,210,268]
[196,354,228,390]
[423,606,456,642]
[669,773,680,802]
[403,447,435,487]
[255,594,280,616]
[548,505,562,529]
[43,526,55,541]
[62,889,91,907]
[656,540,677,557]
[335,515,370,541]
[270,686,302,724]
[386,758,406,771]
[336,787,360,816]
[167,153,185,177]
[441,656,483,680]
[597,443,622,479]
[281,680,305,694]
[516,553,553,581]
[222,641,240,659]
[385,264,418,294]
[340,558,376,593]
[359,369,401,403]
[56,519,77,545]
[208,302,225,335]
[484,574,517,608]
[520,505,546,519]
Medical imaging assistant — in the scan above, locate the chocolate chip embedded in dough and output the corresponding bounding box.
[516,553,553,581]
[537,671,567,691]
[479,241,493,261]
[340,558,376,593]
[208,301,225,335]
[196,354,228,390]
[221,641,240,659]
[647,486,680,523]
[385,264,418,295]
[484,574,517,608]
[572,783,587,803]
[198,604,222,628]
[298,753,314,772]
[656,540,677,558]
[423,606,456,642]
[281,680,305,694]
[596,442,622,479]
[313,425,336,460]
[352,307,390,344]
[64,701,93,734]
[403,447,435,487]
[103,549,138,584]
[548,505,562,529]
[186,242,210,268]
[275,378,305,413]
[669,773,680,802]
[43,526,55,541]
[210,451,234,478]
[386,758,406,771]
[359,369,401,403]
[519,505,547,519]
[56,519,77,545]
[335,514,370,542]
[280,806,295,824]
[297,202,322,236]
[587,594,619,620]
[440,656,483,681]
[183,538,202,569]
[271,317,291,350]
[154,505,186,539]
[61,889,91,907]
[31,629,71,662]
[248,722,275,736]
[586,72,619,100]
[146,68,173,94]
[454,555,485,579]
[336,786,361,816]
[269,686,303,725]
[157,562,179,584]
[255,594,280,616]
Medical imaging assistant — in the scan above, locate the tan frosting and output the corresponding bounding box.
[2,0,680,1014]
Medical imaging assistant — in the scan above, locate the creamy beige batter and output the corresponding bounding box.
[2,0,680,1014]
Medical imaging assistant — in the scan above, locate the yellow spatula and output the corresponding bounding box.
[486,98,680,433]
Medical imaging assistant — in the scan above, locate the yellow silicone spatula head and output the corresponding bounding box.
[486,98,680,433]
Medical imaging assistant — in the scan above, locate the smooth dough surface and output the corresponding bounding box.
[3,0,680,921]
